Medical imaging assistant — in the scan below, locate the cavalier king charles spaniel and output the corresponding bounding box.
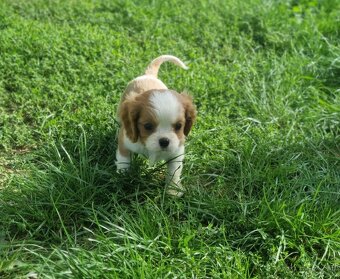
[116,55,196,196]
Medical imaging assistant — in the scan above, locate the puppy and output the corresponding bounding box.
[116,55,196,196]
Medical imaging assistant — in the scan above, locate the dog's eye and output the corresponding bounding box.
[144,123,153,131]
[174,122,182,131]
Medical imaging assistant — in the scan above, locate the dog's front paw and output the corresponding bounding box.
[115,162,131,173]
[167,182,185,197]
[116,149,131,173]
[167,188,184,197]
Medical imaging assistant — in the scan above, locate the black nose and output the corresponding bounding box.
[159,138,170,148]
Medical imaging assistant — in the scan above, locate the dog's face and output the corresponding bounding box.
[120,89,196,158]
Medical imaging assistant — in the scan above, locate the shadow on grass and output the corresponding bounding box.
[0,126,168,244]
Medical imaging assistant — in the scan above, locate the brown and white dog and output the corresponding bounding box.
[116,55,196,196]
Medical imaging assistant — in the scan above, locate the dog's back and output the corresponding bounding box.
[122,55,188,100]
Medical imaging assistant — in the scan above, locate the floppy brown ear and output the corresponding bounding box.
[119,99,140,142]
[180,93,197,136]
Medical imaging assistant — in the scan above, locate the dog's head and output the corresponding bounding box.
[120,89,196,158]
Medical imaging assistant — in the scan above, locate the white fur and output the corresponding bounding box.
[115,149,130,171]
[150,91,182,122]
[166,145,185,197]
[142,91,183,165]
[124,132,147,155]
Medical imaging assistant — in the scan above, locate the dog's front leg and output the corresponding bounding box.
[115,149,131,172]
[166,152,185,197]
[116,129,131,172]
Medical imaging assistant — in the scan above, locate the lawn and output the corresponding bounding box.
[0,0,339,278]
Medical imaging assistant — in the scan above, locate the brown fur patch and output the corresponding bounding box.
[172,117,186,144]
[119,91,158,143]
[137,106,159,144]
[118,128,130,157]
[119,96,140,142]
[177,93,197,136]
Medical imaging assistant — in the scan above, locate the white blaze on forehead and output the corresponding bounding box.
[149,91,181,123]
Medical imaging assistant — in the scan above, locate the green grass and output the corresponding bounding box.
[0,0,339,277]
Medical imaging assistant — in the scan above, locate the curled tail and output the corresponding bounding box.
[145,55,188,77]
